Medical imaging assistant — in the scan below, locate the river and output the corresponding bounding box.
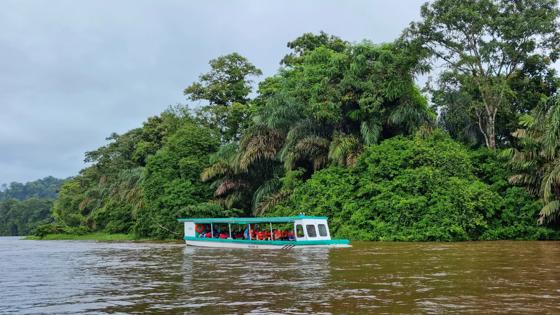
[1,237,559,314]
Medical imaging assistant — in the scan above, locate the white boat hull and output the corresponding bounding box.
[185,240,351,249]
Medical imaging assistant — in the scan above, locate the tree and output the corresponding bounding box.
[50,107,194,234]
[0,198,53,236]
[203,36,434,212]
[405,0,560,149]
[280,31,348,66]
[0,177,66,201]
[270,132,555,241]
[434,55,558,147]
[185,53,262,142]
[137,120,220,238]
[510,95,560,224]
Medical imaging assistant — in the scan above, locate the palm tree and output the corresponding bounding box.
[510,96,560,224]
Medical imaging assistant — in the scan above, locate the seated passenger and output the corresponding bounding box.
[264,230,271,240]
[205,231,212,238]
[287,231,295,241]
[274,229,282,240]
[219,232,228,239]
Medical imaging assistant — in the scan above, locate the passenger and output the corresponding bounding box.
[219,232,228,239]
[244,226,250,239]
[287,231,295,241]
[274,229,282,240]
[205,231,212,238]
[257,230,264,240]
[282,230,288,240]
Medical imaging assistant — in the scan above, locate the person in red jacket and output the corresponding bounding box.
[274,229,282,241]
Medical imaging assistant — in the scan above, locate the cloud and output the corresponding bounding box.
[0,0,425,184]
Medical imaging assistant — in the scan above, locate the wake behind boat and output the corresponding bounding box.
[177,215,350,249]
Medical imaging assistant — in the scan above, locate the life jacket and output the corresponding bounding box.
[195,224,205,234]
[257,231,264,240]
[205,232,212,238]
[274,230,282,240]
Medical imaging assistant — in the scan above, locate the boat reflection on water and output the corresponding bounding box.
[179,245,334,312]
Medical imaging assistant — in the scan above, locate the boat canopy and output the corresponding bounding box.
[177,215,327,224]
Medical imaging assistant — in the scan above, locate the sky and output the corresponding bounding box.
[0,0,428,184]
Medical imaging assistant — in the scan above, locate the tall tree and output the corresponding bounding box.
[405,0,560,149]
[202,36,434,212]
[137,120,220,238]
[280,31,348,66]
[185,53,262,142]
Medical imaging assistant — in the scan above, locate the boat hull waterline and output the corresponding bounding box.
[184,237,351,249]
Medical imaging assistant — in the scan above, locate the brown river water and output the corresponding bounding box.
[1,237,559,314]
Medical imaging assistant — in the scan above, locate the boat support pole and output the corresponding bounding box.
[270,222,273,240]
[248,224,251,240]
[228,223,232,239]
[211,224,214,238]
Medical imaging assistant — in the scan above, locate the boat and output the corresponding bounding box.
[177,215,351,249]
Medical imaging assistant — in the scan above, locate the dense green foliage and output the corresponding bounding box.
[47,108,225,238]
[137,122,221,238]
[0,198,54,236]
[0,176,65,201]
[17,0,560,241]
[405,0,559,149]
[509,95,560,224]
[0,177,65,236]
[202,38,434,213]
[270,133,558,240]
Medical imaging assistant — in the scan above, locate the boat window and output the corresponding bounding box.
[306,225,317,238]
[318,224,328,237]
[296,224,305,238]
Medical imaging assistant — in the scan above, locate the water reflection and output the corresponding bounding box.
[1,238,560,314]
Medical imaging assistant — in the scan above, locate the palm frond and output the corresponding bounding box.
[538,200,560,225]
[201,161,231,182]
[214,179,249,197]
[251,178,282,214]
[360,119,382,145]
[238,126,283,171]
[328,133,362,167]
[254,190,291,216]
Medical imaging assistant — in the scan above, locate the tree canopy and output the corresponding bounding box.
[405,0,560,149]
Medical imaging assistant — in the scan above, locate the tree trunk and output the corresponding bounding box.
[486,113,496,149]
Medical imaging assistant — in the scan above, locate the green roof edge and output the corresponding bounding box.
[177,215,328,224]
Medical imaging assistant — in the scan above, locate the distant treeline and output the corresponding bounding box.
[0,176,66,201]
[28,0,560,240]
[0,177,66,236]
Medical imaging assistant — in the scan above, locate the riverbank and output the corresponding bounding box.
[24,232,181,243]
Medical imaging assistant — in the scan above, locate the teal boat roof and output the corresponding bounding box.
[177,215,328,224]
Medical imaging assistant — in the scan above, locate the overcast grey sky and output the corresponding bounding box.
[0,0,427,184]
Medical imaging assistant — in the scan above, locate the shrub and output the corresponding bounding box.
[271,133,560,241]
